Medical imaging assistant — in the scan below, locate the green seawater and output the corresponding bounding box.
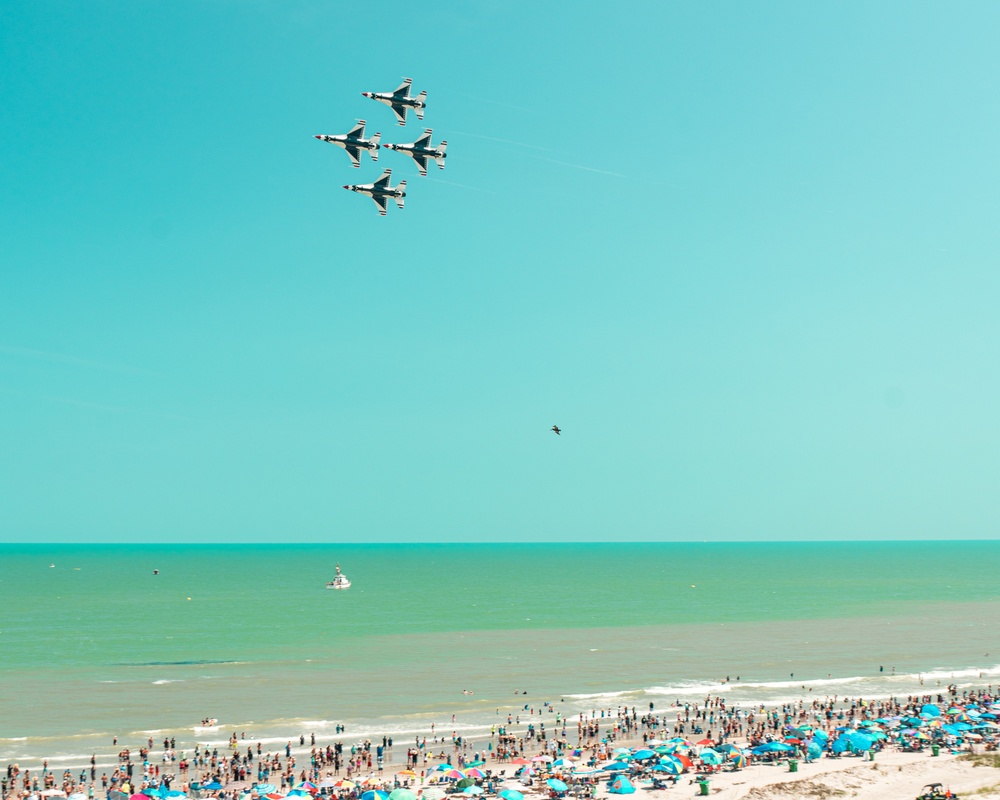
[1,542,998,764]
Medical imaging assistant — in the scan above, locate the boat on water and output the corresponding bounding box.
[326,564,351,590]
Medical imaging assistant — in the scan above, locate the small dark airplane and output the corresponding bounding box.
[551,425,561,435]
[362,77,427,127]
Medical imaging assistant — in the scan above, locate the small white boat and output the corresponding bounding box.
[326,564,351,590]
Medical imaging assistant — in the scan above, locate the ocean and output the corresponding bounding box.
[1,542,998,769]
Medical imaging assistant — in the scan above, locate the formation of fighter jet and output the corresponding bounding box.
[362,78,427,127]
[381,129,447,177]
[317,78,447,215]
[342,169,406,217]
[314,120,380,168]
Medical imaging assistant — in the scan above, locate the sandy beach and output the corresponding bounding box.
[5,686,1000,800]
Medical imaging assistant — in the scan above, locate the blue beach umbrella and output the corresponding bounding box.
[608,777,635,795]
[602,762,629,772]
[462,788,483,796]
[202,784,223,792]
[921,704,942,717]
[699,751,722,766]
[630,749,655,761]
[254,789,276,796]
[545,780,567,794]
[499,791,524,800]
[806,742,823,758]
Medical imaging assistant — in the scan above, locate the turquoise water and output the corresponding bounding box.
[1,542,998,764]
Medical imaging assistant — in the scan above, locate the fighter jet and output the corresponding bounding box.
[361,78,427,127]
[381,129,448,176]
[314,120,381,168]
[342,169,406,216]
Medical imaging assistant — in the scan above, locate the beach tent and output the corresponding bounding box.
[608,777,635,795]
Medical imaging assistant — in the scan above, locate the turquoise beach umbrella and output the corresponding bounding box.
[545,780,567,794]
[388,791,415,800]
[699,751,722,765]
[499,792,523,800]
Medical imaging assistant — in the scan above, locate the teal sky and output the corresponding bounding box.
[2,2,999,543]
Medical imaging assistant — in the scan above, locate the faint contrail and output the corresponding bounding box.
[448,131,552,152]
[0,344,162,377]
[525,154,626,178]
[425,177,497,195]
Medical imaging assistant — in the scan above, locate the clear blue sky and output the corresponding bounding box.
[2,1,999,542]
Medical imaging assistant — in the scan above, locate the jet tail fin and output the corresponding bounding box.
[395,181,406,209]
[369,132,381,161]
[415,92,427,119]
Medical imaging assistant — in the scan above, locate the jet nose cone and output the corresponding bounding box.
[342,185,349,189]
[314,135,322,139]
[361,92,370,97]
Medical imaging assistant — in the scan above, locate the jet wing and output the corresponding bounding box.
[373,169,392,188]
[414,130,432,148]
[370,194,389,216]
[412,155,429,176]
[387,103,408,126]
[348,120,366,138]
[393,78,412,97]
[343,146,362,168]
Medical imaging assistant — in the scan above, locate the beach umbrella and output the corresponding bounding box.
[698,750,722,766]
[455,779,475,790]
[265,794,285,799]
[463,770,486,780]
[419,790,446,800]
[465,761,485,768]
[921,704,942,717]
[551,759,575,768]
[443,771,465,781]
[360,791,388,800]
[68,794,88,800]
[202,784,223,792]
[395,772,418,779]
[631,749,655,761]
[602,762,629,772]
[256,787,277,794]
[531,755,553,763]
[608,777,635,795]
[730,753,747,770]
[508,759,529,766]
[714,743,742,755]
[545,780,567,794]
[431,764,453,772]
[461,789,483,797]
[498,791,523,800]
[42,792,67,798]
[811,729,829,741]
[333,782,355,790]
[806,742,823,758]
